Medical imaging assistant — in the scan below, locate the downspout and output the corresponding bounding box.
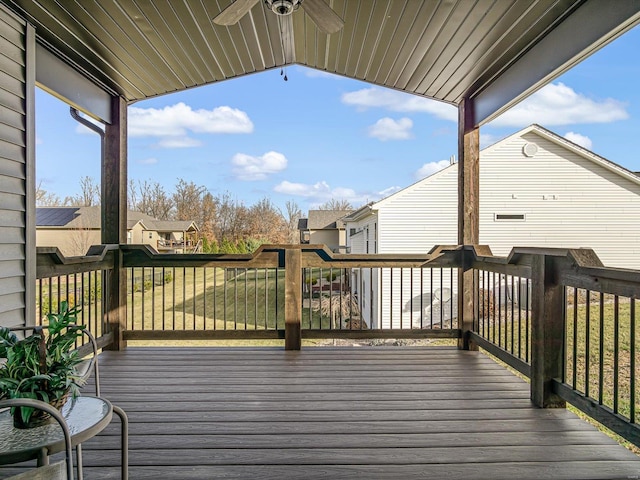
[70,106,107,234]
[70,107,105,158]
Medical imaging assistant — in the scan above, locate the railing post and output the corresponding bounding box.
[102,95,127,351]
[284,247,302,350]
[530,254,566,408]
[458,248,478,350]
[457,98,479,350]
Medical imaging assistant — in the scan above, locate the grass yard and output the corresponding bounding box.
[126,267,332,332]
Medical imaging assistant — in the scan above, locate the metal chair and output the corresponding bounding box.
[0,398,74,480]
[5,325,128,480]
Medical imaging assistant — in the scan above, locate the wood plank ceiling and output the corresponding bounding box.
[2,0,639,120]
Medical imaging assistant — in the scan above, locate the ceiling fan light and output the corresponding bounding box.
[265,0,301,16]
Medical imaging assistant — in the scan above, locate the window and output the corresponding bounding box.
[494,213,526,221]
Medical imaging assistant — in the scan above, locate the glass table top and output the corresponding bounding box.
[0,396,112,465]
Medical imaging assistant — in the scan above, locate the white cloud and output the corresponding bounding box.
[368,117,413,141]
[232,151,288,181]
[138,157,158,165]
[492,82,628,127]
[378,186,402,197]
[128,102,253,148]
[480,133,499,149]
[274,180,398,207]
[563,132,593,150]
[341,87,457,121]
[415,160,451,180]
[156,137,203,148]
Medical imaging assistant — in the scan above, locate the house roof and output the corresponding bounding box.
[305,210,353,230]
[154,221,199,233]
[344,124,640,221]
[4,1,638,126]
[36,206,199,232]
[35,207,81,226]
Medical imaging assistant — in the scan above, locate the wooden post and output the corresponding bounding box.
[103,96,127,351]
[457,98,480,350]
[530,254,566,408]
[284,247,302,350]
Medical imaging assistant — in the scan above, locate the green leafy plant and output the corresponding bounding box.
[0,301,86,426]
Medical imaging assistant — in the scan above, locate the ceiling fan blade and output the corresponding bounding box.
[213,0,260,26]
[301,0,344,34]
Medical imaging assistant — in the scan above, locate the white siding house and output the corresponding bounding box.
[344,124,640,329]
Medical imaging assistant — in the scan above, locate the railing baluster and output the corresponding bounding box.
[151,267,156,331]
[599,292,605,405]
[141,267,146,331]
[630,298,636,424]
[614,295,620,414]
[573,287,578,390]
[585,290,591,399]
[214,267,218,331]
[193,267,197,330]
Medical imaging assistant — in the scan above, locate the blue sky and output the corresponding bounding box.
[35,25,639,214]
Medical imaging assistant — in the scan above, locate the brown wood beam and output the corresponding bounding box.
[458,98,479,350]
[530,254,566,408]
[103,96,127,350]
[284,248,302,350]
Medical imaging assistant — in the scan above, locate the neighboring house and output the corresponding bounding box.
[36,206,200,256]
[298,210,353,253]
[344,124,640,329]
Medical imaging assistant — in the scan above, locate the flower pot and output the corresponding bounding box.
[12,394,69,429]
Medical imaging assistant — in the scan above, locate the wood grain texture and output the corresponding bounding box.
[2,346,638,479]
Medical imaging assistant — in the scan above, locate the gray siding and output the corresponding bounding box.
[0,5,29,328]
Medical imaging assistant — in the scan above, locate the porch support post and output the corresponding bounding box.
[457,97,480,350]
[103,95,127,350]
[284,247,302,350]
[530,254,566,408]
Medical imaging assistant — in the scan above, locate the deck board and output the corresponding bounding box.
[1,346,639,479]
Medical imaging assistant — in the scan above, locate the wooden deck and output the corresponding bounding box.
[2,346,640,479]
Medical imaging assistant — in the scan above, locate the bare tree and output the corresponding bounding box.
[318,198,354,211]
[199,192,217,244]
[35,181,62,206]
[214,192,248,243]
[135,180,173,220]
[173,179,206,221]
[128,179,138,211]
[247,198,288,243]
[285,200,302,243]
[66,176,100,206]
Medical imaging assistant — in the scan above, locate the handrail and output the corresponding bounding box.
[468,245,640,447]
[36,245,117,351]
[36,242,640,447]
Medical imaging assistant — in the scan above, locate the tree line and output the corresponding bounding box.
[37,176,353,253]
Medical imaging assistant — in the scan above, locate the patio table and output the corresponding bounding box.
[0,396,127,479]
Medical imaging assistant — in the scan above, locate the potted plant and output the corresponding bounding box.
[0,301,86,428]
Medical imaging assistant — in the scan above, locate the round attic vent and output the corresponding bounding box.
[522,142,538,157]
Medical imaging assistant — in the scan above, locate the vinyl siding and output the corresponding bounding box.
[0,6,28,328]
[377,166,458,254]
[479,132,640,269]
[346,127,640,329]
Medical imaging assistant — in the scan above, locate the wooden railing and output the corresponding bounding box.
[35,245,117,351]
[468,247,640,447]
[35,243,640,446]
[120,244,462,347]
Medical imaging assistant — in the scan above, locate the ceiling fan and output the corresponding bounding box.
[213,0,344,34]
